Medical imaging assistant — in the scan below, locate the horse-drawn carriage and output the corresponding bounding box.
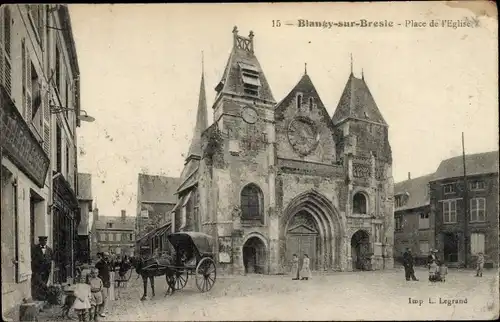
[137,232,217,299]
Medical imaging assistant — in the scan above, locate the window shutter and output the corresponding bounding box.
[2,6,12,95]
[43,91,51,154]
[0,10,3,87]
[26,55,33,121]
[21,39,27,116]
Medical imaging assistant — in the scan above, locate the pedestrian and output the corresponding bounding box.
[402,248,419,281]
[300,254,312,280]
[72,270,92,322]
[31,236,54,300]
[95,252,111,317]
[476,252,485,277]
[88,267,104,322]
[291,254,299,280]
[427,249,439,267]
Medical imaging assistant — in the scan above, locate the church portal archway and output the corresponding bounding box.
[243,236,267,274]
[282,189,344,271]
[351,230,370,271]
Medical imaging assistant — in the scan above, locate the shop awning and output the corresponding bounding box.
[153,222,171,238]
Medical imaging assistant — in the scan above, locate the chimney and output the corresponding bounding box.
[408,172,411,180]
[121,210,126,221]
[93,208,99,221]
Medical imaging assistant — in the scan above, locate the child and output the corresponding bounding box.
[438,263,448,282]
[476,252,485,277]
[88,267,104,322]
[73,271,92,322]
[428,261,438,282]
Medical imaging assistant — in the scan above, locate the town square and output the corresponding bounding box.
[1,3,498,321]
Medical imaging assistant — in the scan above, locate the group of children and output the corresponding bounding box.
[71,267,105,322]
[428,250,486,282]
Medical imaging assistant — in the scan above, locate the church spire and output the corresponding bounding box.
[185,53,208,163]
[304,62,307,75]
[350,53,353,74]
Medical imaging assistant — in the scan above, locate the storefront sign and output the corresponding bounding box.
[0,86,49,188]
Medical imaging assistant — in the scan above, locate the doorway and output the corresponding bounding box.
[242,237,267,274]
[351,230,371,271]
[443,232,459,263]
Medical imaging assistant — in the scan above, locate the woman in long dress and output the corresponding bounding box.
[291,254,299,280]
[300,254,312,280]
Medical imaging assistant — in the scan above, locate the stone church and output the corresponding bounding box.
[171,26,395,275]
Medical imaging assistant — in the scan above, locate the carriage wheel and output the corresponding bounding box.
[174,270,188,290]
[195,257,216,292]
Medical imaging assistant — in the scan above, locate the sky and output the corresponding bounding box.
[68,3,498,218]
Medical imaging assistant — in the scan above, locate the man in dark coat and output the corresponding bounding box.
[31,236,54,300]
[95,252,112,317]
[402,248,419,281]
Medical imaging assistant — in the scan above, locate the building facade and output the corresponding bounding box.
[1,4,82,315]
[94,210,135,257]
[393,173,435,265]
[430,151,499,268]
[76,172,92,264]
[135,174,179,256]
[171,27,395,275]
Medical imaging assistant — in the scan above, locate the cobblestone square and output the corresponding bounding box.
[40,267,498,321]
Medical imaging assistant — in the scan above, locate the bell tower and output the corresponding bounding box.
[201,27,278,274]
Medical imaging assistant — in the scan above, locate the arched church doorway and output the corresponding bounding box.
[351,230,371,271]
[243,237,267,274]
[285,211,319,271]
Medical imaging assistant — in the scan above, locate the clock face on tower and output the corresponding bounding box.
[287,117,319,156]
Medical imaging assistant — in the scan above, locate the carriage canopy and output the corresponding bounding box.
[167,232,214,257]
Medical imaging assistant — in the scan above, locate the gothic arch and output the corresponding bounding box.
[240,183,264,222]
[281,189,345,271]
[242,232,268,274]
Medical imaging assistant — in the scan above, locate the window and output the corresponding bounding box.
[239,62,260,97]
[353,192,367,214]
[443,184,455,194]
[470,181,485,191]
[55,44,61,94]
[56,123,62,172]
[129,234,133,241]
[309,97,314,111]
[395,215,403,231]
[65,143,69,178]
[470,198,486,222]
[140,210,149,218]
[395,195,406,208]
[470,233,485,255]
[106,222,113,228]
[297,93,302,110]
[240,184,263,222]
[99,232,106,241]
[443,200,457,223]
[65,78,70,118]
[0,6,13,95]
[419,213,430,229]
[419,241,430,254]
[30,63,43,131]
[116,233,121,241]
[109,233,114,241]
[28,5,44,45]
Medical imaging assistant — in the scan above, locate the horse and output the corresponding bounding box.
[135,254,177,301]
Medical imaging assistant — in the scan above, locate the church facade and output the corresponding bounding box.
[172,27,395,275]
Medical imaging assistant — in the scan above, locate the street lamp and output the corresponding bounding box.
[50,105,96,123]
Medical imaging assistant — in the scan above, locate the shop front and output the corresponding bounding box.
[1,85,50,314]
[52,173,80,284]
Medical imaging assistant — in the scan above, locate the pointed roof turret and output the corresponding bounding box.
[185,56,208,163]
[177,56,208,193]
[331,71,387,126]
[214,26,275,104]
